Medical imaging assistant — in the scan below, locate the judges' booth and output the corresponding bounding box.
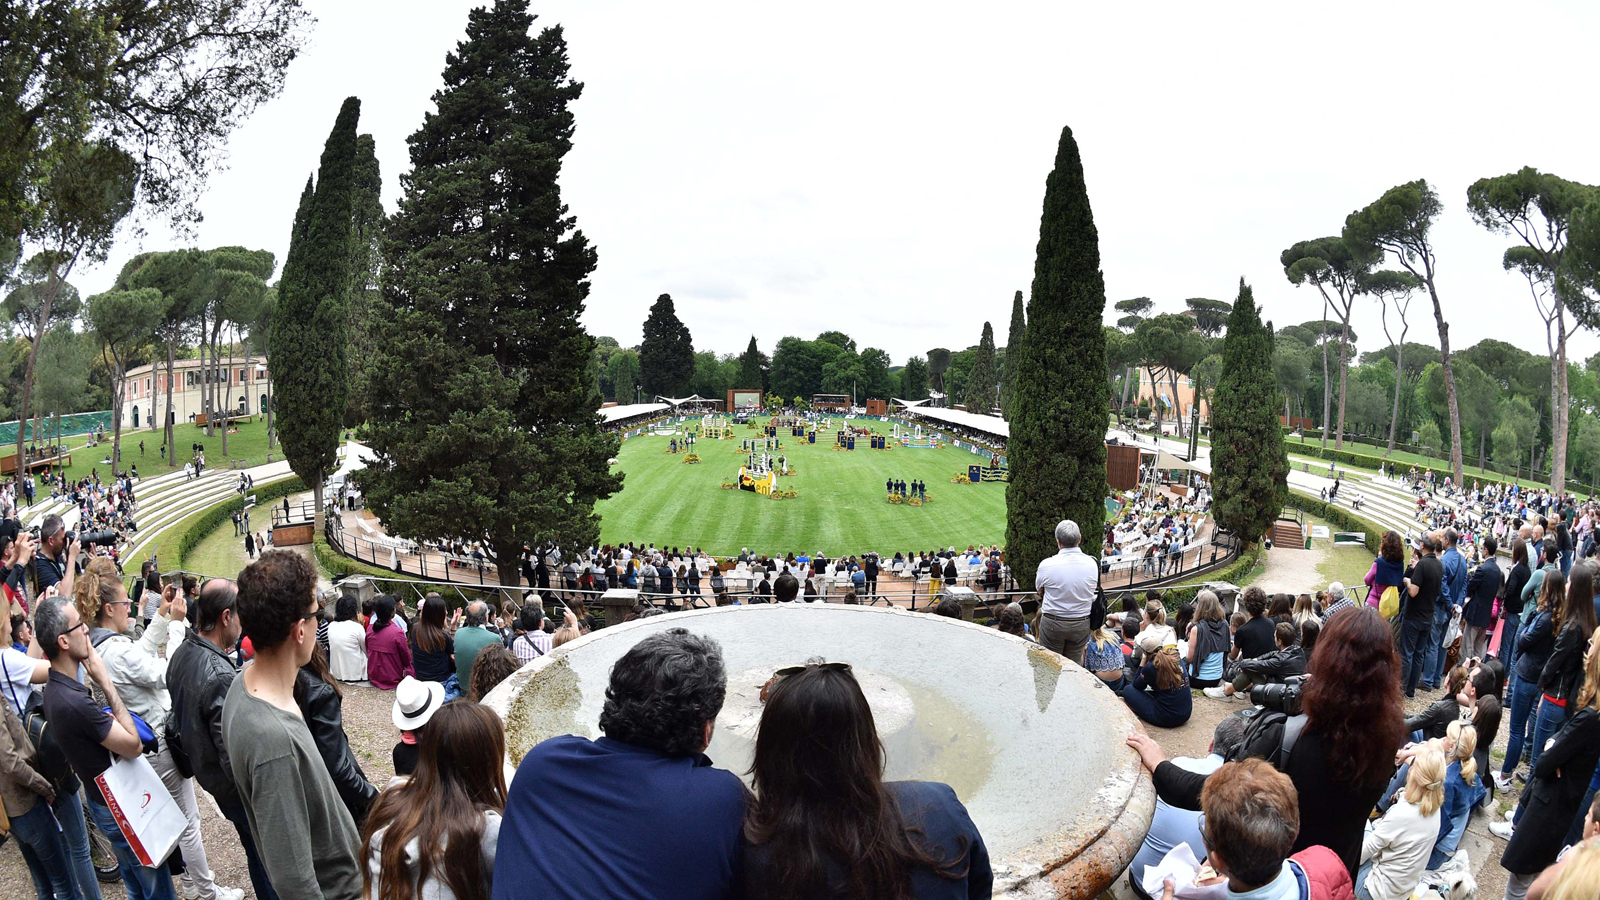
[865,399,888,417]
[812,394,851,412]
[1105,443,1141,492]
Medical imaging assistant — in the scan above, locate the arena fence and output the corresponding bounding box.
[0,411,114,445]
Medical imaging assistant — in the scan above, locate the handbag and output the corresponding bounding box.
[1379,584,1401,620]
[95,754,187,867]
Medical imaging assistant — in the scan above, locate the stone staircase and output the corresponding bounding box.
[1270,518,1306,549]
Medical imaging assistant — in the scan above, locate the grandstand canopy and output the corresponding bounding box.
[890,398,930,408]
[601,402,668,423]
[902,405,1008,439]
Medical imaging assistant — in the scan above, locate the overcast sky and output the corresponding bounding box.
[72,0,1600,368]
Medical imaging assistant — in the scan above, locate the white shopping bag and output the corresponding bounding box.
[94,755,185,868]
[1141,842,1230,900]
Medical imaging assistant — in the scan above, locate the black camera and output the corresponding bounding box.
[1250,675,1306,716]
[71,530,120,549]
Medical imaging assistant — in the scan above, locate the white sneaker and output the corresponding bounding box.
[1202,686,1233,701]
[1504,807,1518,822]
[1489,820,1515,840]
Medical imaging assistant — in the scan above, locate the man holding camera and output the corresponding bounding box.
[31,514,79,599]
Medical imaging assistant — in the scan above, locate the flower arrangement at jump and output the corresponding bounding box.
[888,494,905,505]
[908,497,924,507]
[950,473,972,484]
[720,481,737,489]
[771,489,800,500]
[683,454,700,464]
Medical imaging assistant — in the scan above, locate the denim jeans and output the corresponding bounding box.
[1567,762,1600,846]
[218,797,278,900]
[1529,695,1569,773]
[9,795,87,900]
[84,798,179,900]
[1501,674,1540,778]
[50,785,103,900]
[1422,602,1452,688]
[1400,616,1432,696]
[1561,549,1573,576]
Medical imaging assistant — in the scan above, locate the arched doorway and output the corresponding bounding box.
[132,407,140,428]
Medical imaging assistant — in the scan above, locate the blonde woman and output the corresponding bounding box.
[1082,611,1125,690]
[1121,641,1190,728]
[1358,746,1445,900]
[1427,720,1478,869]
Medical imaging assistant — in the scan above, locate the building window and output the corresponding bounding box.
[238,369,246,383]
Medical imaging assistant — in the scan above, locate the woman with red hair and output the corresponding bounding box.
[1128,606,1407,877]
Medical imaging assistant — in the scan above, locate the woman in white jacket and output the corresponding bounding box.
[1358,745,1446,900]
[76,561,243,900]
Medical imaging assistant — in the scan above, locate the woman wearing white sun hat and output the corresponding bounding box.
[390,675,447,784]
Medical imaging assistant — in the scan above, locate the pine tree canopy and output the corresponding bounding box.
[639,292,695,397]
[1209,278,1289,543]
[1005,125,1109,591]
[359,0,619,585]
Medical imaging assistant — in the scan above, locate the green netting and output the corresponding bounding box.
[0,411,114,445]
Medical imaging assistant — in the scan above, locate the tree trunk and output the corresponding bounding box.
[108,348,124,470]
[1319,301,1330,449]
[1168,369,1184,438]
[313,469,326,539]
[1334,318,1350,451]
[1423,276,1465,486]
[1387,341,1404,456]
[164,337,177,468]
[1549,307,1569,496]
[221,327,232,458]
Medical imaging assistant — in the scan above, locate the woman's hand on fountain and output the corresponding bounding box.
[1126,732,1166,771]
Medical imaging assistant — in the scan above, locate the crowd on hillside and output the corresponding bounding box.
[2,503,1600,900]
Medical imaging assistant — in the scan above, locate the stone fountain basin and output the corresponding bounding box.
[483,604,1153,899]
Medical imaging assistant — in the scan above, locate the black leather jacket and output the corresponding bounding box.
[294,667,377,825]
[1237,645,1306,683]
[166,630,241,807]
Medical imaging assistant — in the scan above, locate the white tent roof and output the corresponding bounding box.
[601,402,669,423]
[901,405,1009,439]
[891,398,930,407]
[654,394,715,407]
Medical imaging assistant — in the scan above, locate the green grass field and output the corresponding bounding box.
[595,419,1006,557]
[24,418,279,484]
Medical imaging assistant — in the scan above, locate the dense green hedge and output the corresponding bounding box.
[1150,543,1266,610]
[154,476,307,574]
[313,535,400,581]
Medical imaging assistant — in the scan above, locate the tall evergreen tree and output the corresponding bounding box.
[638,293,695,396]
[271,97,358,535]
[1005,126,1109,591]
[360,1,619,585]
[1003,290,1026,419]
[899,356,929,400]
[964,322,998,413]
[1210,279,1288,543]
[344,133,387,426]
[737,335,766,389]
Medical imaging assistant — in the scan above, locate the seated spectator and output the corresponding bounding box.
[741,661,992,898]
[365,594,414,691]
[773,572,800,603]
[1123,640,1191,729]
[1231,586,1276,660]
[493,628,746,900]
[933,596,963,619]
[1426,721,1479,869]
[410,594,461,700]
[295,644,378,826]
[1298,618,1321,661]
[454,601,500,689]
[995,602,1032,641]
[326,595,368,683]
[1127,714,1246,898]
[1204,621,1304,702]
[1189,758,1352,900]
[390,676,445,779]
[1084,613,1126,691]
[1358,745,1445,900]
[1405,666,1468,742]
[1185,590,1230,689]
[469,642,521,702]
[363,701,506,900]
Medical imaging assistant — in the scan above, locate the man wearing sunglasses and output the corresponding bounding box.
[223,550,361,900]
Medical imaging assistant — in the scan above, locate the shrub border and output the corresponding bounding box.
[152,476,306,574]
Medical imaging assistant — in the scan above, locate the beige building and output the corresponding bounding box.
[1131,369,1209,423]
[118,356,272,431]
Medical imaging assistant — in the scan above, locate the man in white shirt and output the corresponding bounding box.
[1034,520,1099,666]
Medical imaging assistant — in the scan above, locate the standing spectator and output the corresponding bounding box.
[1400,535,1444,699]
[76,559,241,900]
[0,646,90,900]
[0,595,47,714]
[1496,637,1600,900]
[365,595,414,691]
[1531,564,1597,774]
[223,550,362,900]
[1034,520,1098,667]
[362,701,507,900]
[1499,570,1563,789]
[741,661,991,898]
[1498,540,1533,679]
[37,594,169,900]
[168,579,278,900]
[1421,528,1467,691]
[453,601,500,689]
[28,515,79,598]
[295,644,377,826]
[326,595,368,683]
[1459,539,1502,668]
[493,629,746,900]
[1364,531,1406,613]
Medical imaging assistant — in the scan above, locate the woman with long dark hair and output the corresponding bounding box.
[743,663,991,900]
[366,594,414,691]
[1364,530,1406,613]
[410,594,460,699]
[1532,563,1599,772]
[1129,606,1407,876]
[362,701,507,900]
[296,642,378,825]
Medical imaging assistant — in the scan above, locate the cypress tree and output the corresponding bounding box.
[1005,126,1109,591]
[271,97,358,535]
[1210,279,1288,543]
[639,293,695,396]
[1002,290,1026,419]
[737,336,765,389]
[360,0,619,585]
[964,322,998,413]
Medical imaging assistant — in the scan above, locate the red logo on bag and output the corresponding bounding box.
[142,793,152,808]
